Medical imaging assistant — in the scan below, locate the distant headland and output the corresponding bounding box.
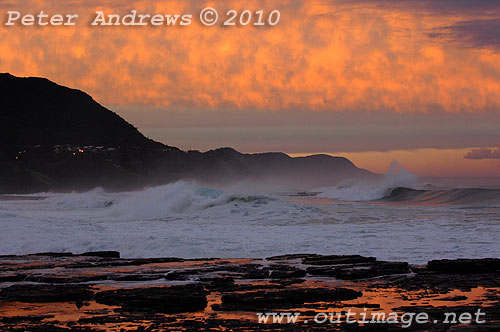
[0,73,375,193]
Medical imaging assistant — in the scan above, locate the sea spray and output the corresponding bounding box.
[317,161,420,201]
[45,188,114,209]
[108,181,226,219]
[107,181,279,220]
[1,181,499,262]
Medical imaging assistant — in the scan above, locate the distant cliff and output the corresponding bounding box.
[0,74,375,193]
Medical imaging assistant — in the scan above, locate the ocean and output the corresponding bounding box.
[1,174,499,264]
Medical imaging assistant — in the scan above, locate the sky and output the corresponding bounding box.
[1,0,499,177]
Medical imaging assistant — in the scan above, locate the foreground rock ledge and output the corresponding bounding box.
[0,253,499,331]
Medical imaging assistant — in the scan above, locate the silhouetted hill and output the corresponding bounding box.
[0,74,376,193]
[200,148,371,187]
[0,73,162,155]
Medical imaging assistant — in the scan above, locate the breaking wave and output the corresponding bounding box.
[35,182,275,220]
[318,161,420,201]
[316,160,500,205]
[45,188,114,209]
[382,187,500,206]
[2,177,500,262]
[108,181,273,220]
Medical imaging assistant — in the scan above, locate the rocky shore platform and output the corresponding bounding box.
[1,252,499,331]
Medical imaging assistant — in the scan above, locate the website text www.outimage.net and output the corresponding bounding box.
[257,308,487,328]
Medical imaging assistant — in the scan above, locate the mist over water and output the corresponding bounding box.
[1,163,499,263]
[318,161,420,201]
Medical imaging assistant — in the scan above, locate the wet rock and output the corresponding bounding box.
[302,254,377,265]
[218,287,362,310]
[95,284,208,313]
[269,264,307,279]
[1,254,500,331]
[409,264,428,273]
[427,259,500,274]
[448,324,500,331]
[221,263,271,279]
[338,261,410,279]
[1,324,100,332]
[23,273,108,284]
[0,284,93,303]
[0,315,55,323]
[163,268,210,281]
[349,303,381,308]
[201,277,236,291]
[266,254,322,261]
[78,312,173,325]
[28,252,74,257]
[112,273,165,282]
[79,251,120,258]
[307,261,410,279]
[437,295,468,301]
[65,257,184,269]
[393,271,500,291]
[269,278,306,286]
[0,273,26,282]
[209,282,287,293]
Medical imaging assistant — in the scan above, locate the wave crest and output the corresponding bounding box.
[383,187,500,205]
[109,181,273,220]
[45,188,114,209]
[318,161,419,201]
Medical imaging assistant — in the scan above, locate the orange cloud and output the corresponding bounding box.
[465,144,500,160]
[1,0,500,112]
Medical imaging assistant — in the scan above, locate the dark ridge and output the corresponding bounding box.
[0,73,376,193]
[0,73,163,151]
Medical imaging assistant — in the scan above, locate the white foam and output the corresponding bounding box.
[0,179,499,264]
[317,161,420,201]
[45,188,114,209]
[108,182,220,219]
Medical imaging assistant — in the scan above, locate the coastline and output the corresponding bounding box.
[1,252,499,331]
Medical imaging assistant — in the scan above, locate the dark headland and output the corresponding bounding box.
[0,73,374,194]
